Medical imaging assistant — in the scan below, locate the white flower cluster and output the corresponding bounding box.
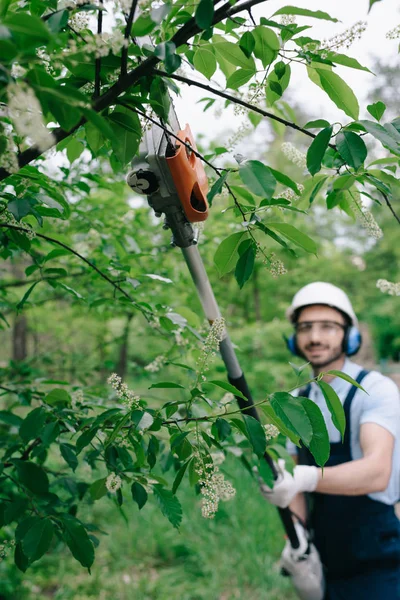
[376,279,400,296]
[0,539,16,562]
[144,355,166,373]
[1,210,36,240]
[351,197,383,239]
[69,11,90,32]
[280,15,296,26]
[8,82,56,152]
[197,462,236,518]
[106,472,122,493]
[279,183,304,202]
[321,21,367,50]
[281,142,307,169]
[71,389,84,409]
[0,136,19,174]
[197,317,225,375]
[174,328,188,347]
[386,25,400,40]
[220,392,235,405]
[265,253,287,277]
[107,373,140,410]
[227,122,252,151]
[264,423,280,441]
[67,30,128,60]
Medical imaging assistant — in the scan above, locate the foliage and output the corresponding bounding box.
[0,0,399,579]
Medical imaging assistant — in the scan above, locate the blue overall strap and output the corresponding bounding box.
[298,384,311,398]
[343,369,370,454]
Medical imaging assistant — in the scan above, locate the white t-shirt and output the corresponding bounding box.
[286,359,400,505]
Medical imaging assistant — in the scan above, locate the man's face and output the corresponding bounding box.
[295,305,347,368]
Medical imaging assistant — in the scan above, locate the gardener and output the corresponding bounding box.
[262,282,400,600]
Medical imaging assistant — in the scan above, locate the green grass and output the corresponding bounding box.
[1,458,298,600]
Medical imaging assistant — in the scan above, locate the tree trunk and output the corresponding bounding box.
[116,314,133,379]
[12,314,28,361]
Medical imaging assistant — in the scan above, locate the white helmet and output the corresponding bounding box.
[286,282,358,327]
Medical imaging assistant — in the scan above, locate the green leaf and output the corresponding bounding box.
[44,388,70,406]
[269,392,313,445]
[14,542,30,572]
[258,459,275,488]
[243,415,267,457]
[235,242,256,288]
[226,68,255,89]
[153,485,182,528]
[131,14,156,36]
[15,460,49,495]
[46,9,69,33]
[172,461,190,494]
[213,39,256,69]
[207,171,228,205]
[239,160,276,198]
[60,443,78,472]
[89,477,108,500]
[195,0,214,30]
[299,398,330,467]
[309,176,328,205]
[5,13,50,45]
[0,410,23,427]
[193,47,216,80]
[315,70,359,120]
[131,481,148,508]
[211,418,231,441]
[336,131,367,170]
[266,63,291,106]
[317,380,346,440]
[359,120,400,155]
[324,370,367,392]
[62,514,95,569]
[214,231,248,276]
[304,119,330,129]
[306,125,333,175]
[22,518,54,562]
[110,118,141,166]
[149,382,185,389]
[19,407,47,443]
[268,167,299,194]
[205,380,248,402]
[75,427,98,454]
[273,6,338,22]
[66,138,84,164]
[252,26,280,68]
[239,31,255,58]
[267,223,317,255]
[149,78,170,121]
[261,405,300,446]
[108,111,141,135]
[16,281,41,311]
[368,0,382,11]
[324,52,371,73]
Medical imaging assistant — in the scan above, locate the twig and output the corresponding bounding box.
[121,0,139,77]
[0,223,153,320]
[94,1,103,98]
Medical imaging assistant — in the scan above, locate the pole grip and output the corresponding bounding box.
[228,373,300,549]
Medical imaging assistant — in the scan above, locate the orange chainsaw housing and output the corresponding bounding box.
[166,124,209,222]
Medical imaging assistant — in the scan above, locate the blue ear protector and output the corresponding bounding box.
[285,326,362,357]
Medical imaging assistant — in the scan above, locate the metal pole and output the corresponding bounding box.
[182,245,300,548]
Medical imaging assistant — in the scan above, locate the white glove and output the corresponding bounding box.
[260,459,319,508]
[280,522,325,600]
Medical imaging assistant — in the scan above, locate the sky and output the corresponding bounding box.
[173,0,400,145]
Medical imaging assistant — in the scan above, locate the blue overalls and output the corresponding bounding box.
[299,370,400,600]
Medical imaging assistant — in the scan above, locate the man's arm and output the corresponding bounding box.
[315,422,394,495]
[262,423,395,509]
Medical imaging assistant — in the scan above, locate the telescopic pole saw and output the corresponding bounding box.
[126,104,301,549]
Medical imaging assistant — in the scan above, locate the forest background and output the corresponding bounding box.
[0,0,399,598]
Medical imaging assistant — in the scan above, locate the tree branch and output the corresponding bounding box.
[94,1,103,98]
[153,69,337,148]
[121,0,139,77]
[0,0,271,182]
[0,223,153,319]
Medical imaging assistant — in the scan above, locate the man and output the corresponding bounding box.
[262,282,400,600]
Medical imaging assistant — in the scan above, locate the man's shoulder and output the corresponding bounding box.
[353,364,400,402]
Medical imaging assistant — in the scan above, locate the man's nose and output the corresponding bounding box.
[309,326,322,343]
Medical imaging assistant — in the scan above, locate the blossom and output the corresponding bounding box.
[281,142,307,169]
[376,279,400,296]
[106,472,122,493]
[0,136,19,174]
[321,21,367,50]
[144,355,166,373]
[8,82,56,152]
[386,25,400,40]
[1,210,36,240]
[107,373,140,410]
[264,423,280,441]
[351,196,383,239]
[196,461,236,518]
[264,253,287,277]
[197,317,225,375]
[280,15,296,26]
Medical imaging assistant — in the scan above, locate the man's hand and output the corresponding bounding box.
[260,459,320,508]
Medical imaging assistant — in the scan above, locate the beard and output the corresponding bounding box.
[300,343,345,368]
